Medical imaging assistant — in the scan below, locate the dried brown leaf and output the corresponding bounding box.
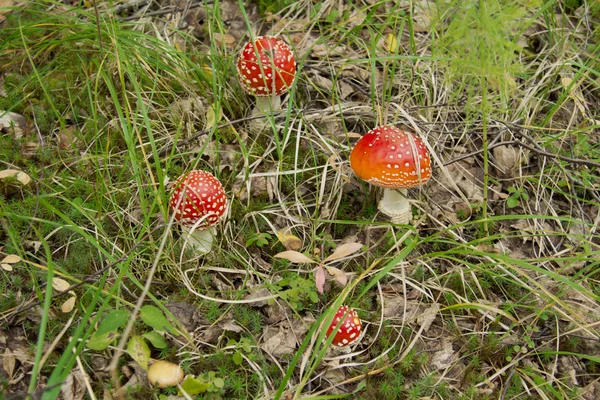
[324,265,348,287]
[3,348,15,378]
[52,277,70,292]
[417,303,440,332]
[1,254,20,264]
[61,296,77,313]
[260,326,297,356]
[323,242,363,263]
[274,251,316,264]
[315,265,325,295]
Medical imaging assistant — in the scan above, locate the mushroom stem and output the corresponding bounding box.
[182,226,215,254]
[378,188,412,225]
[254,95,281,114]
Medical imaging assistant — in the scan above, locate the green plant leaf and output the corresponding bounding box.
[232,351,243,365]
[143,331,168,349]
[96,309,129,336]
[212,377,225,389]
[86,331,119,351]
[180,376,210,395]
[140,305,176,333]
[127,335,150,370]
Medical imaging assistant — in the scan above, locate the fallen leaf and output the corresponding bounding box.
[219,319,243,333]
[430,338,457,370]
[0,169,31,185]
[323,242,363,263]
[493,145,527,178]
[1,263,13,271]
[61,296,77,313]
[213,32,236,47]
[315,265,326,295]
[274,250,316,264]
[417,303,440,332]
[324,265,348,287]
[3,348,15,378]
[383,33,399,52]
[58,126,78,150]
[205,103,222,131]
[260,326,297,356]
[1,254,20,264]
[276,229,303,251]
[59,370,86,400]
[52,277,70,292]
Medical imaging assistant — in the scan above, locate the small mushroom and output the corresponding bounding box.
[236,36,297,112]
[325,305,362,347]
[169,170,227,254]
[349,125,432,224]
[147,360,184,388]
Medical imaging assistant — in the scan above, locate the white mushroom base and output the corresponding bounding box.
[254,95,282,113]
[181,226,215,254]
[378,188,412,225]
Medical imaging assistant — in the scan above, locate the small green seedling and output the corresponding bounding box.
[87,305,176,370]
[227,337,254,366]
[506,186,529,208]
[179,371,225,396]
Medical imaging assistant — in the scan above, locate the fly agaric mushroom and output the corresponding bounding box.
[169,170,227,254]
[237,36,297,112]
[326,305,362,347]
[349,125,432,224]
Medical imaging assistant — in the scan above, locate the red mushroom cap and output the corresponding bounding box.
[169,170,227,228]
[349,125,432,189]
[236,36,296,97]
[326,305,362,347]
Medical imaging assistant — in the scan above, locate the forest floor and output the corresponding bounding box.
[1,0,600,399]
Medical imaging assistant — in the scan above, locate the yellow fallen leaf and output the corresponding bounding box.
[276,229,303,251]
[1,254,20,264]
[1,263,12,271]
[61,296,76,313]
[384,33,399,53]
[52,277,70,292]
[205,104,222,131]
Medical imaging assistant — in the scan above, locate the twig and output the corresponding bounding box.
[149,111,290,161]
[108,0,151,15]
[442,140,600,169]
[122,1,207,21]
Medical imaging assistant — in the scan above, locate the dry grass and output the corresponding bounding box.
[0,0,599,399]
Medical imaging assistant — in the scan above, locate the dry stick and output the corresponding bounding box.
[442,140,600,170]
[6,223,166,323]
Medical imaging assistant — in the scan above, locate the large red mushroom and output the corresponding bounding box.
[169,170,227,254]
[236,36,297,112]
[325,305,362,347]
[350,125,432,224]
